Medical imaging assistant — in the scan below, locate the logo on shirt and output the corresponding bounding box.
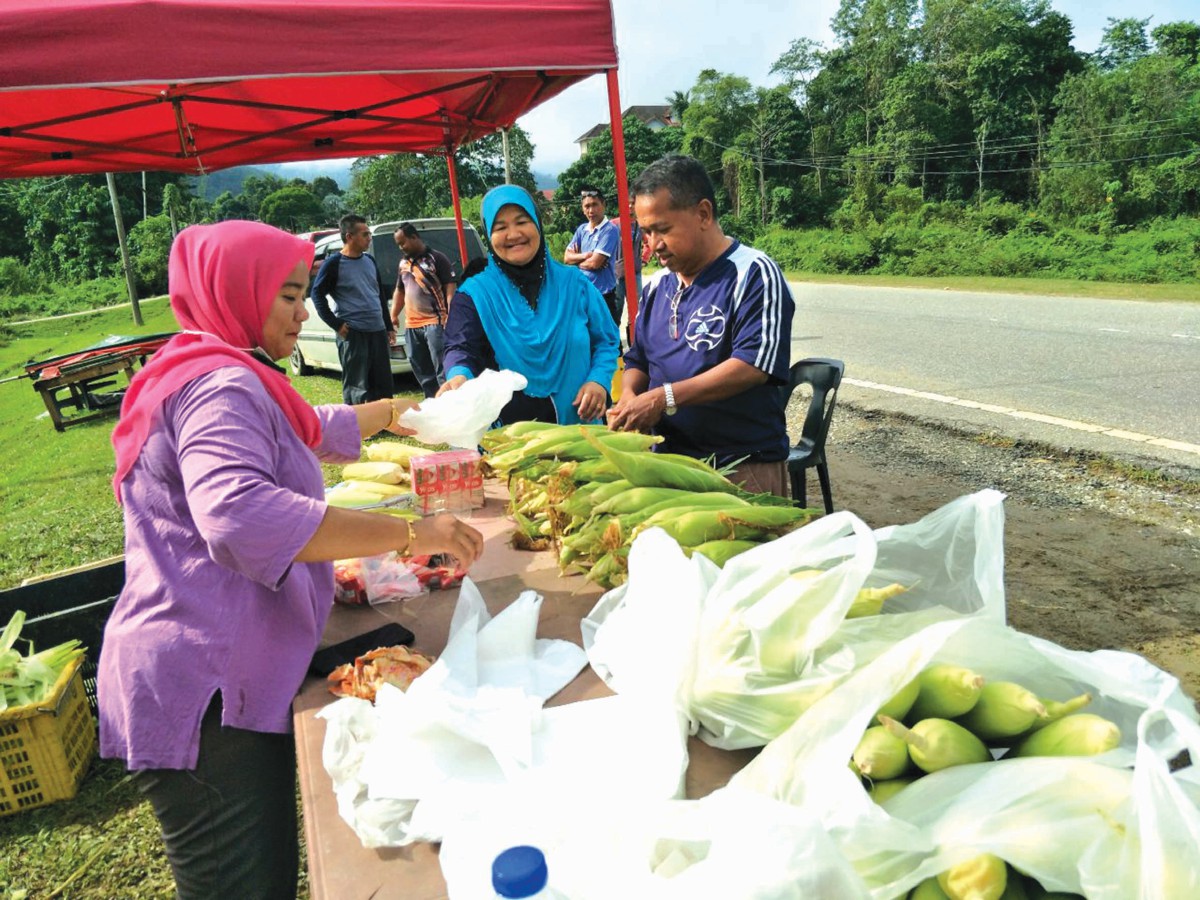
[684,306,726,351]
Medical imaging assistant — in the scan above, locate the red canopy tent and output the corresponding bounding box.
[0,0,640,318]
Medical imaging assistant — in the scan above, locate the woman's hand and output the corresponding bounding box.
[573,381,609,422]
[436,374,468,398]
[410,513,485,567]
[383,399,420,436]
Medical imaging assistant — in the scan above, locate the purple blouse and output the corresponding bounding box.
[98,366,361,770]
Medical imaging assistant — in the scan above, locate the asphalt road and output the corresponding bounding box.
[787,283,1200,471]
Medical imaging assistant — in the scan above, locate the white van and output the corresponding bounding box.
[291,218,487,377]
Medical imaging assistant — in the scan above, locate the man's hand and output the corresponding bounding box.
[338,323,350,339]
[387,328,397,347]
[573,381,608,422]
[606,387,666,433]
[436,374,468,397]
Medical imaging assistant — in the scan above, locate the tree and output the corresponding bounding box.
[550,115,683,233]
[665,90,690,122]
[1097,17,1151,71]
[259,186,326,231]
[310,175,342,198]
[681,70,755,212]
[239,173,288,218]
[1152,21,1200,66]
[212,190,253,221]
[128,214,174,294]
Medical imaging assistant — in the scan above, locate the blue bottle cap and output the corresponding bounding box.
[492,845,549,898]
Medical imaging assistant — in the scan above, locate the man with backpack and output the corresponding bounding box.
[311,214,394,404]
[390,222,458,398]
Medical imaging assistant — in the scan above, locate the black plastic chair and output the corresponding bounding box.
[780,358,845,514]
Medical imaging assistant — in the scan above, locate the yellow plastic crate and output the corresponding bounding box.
[0,657,96,816]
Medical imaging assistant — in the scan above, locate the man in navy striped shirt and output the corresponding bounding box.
[607,154,795,497]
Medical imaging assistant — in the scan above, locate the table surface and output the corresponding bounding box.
[293,484,756,900]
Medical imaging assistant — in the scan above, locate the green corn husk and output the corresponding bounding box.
[689,539,761,567]
[582,430,743,493]
[0,611,87,712]
[591,486,693,516]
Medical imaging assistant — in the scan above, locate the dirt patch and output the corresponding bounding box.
[794,402,1200,703]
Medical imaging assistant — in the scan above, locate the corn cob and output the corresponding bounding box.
[846,582,907,619]
[865,775,917,806]
[937,854,1008,900]
[582,429,743,493]
[1008,713,1121,758]
[364,442,426,467]
[851,725,912,779]
[342,461,405,484]
[690,539,761,567]
[1028,692,1092,732]
[956,682,1047,741]
[342,479,408,497]
[877,678,921,722]
[909,664,985,720]
[592,486,693,516]
[563,458,622,483]
[878,716,991,773]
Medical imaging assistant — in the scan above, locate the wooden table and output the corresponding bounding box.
[293,485,756,900]
[31,353,137,431]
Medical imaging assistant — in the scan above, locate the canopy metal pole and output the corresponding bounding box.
[106,173,143,326]
[501,128,512,184]
[606,68,637,339]
[445,150,470,268]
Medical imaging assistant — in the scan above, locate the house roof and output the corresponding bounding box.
[573,104,675,143]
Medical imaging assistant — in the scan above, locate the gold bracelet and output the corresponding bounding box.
[385,400,400,431]
[400,518,417,556]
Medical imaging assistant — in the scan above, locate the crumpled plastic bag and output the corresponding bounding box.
[437,785,871,900]
[399,368,528,448]
[318,577,587,846]
[727,615,1200,896]
[584,490,1008,751]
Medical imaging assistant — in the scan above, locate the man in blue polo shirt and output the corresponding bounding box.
[606,154,795,497]
[564,186,621,327]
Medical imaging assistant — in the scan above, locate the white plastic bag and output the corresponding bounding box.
[693,490,1007,749]
[398,368,528,448]
[729,616,1200,896]
[437,786,871,900]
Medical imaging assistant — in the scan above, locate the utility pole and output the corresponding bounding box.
[501,128,512,184]
[106,173,143,326]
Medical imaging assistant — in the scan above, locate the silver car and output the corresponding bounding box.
[290,218,487,377]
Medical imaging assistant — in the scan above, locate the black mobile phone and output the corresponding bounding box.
[309,622,416,678]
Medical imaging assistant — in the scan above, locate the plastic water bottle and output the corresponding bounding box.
[491,845,566,899]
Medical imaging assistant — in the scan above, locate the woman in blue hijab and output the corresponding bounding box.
[439,185,620,425]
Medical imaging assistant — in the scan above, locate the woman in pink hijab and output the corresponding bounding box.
[101,221,483,899]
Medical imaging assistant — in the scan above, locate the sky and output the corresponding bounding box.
[516,0,1200,178]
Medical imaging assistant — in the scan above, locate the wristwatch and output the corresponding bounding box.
[662,382,678,416]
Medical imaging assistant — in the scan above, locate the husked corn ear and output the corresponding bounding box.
[364,442,425,467]
[909,664,986,720]
[1009,713,1121,758]
[866,775,916,805]
[878,716,991,773]
[326,488,392,508]
[847,582,907,618]
[851,725,912,779]
[937,854,1008,900]
[956,681,1047,741]
[690,539,760,567]
[342,461,405,484]
[910,877,954,899]
[342,480,408,497]
[877,678,921,722]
